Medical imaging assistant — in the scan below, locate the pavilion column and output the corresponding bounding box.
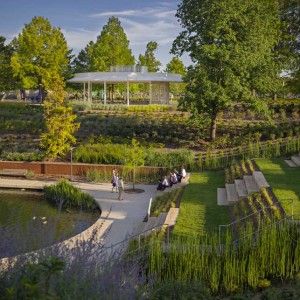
[90,82,93,102]
[149,82,152,104]
[127,81,130,106]
[83,82,86,101]
[104,82,107,105]
[87,81,90,101]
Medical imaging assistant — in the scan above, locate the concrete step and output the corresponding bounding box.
[291,155,300,166]
[164,208,179,226]
[244,175,260,194]
[143,217,158,235]
[285,159,298,168]
[217,188,229,206]
[157,213,168,227]
[234,179,248,198]
[226,184,239,203]
[253,171,270,188]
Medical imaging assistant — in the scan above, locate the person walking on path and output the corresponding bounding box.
[118,177,125,201]
[111,169,118,193]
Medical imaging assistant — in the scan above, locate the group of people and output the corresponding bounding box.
[111,169,125,201]
[157,167,187,191]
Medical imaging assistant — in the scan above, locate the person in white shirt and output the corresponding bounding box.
[162,176,169,189]
[181,167,187,179]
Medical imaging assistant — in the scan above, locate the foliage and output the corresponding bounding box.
[40,77,79,159]
[71,41,94,73]
[0,36,16,92]
[173,0,281,140]
[149,221,300,294]
[0,151,44,162]
[44,179,98,211]
[123,139,145,189]
[88,17,135,71]
[138,41,161,72]
[151,188,183,217]
[11,16,69,92]
[74,142,195,169]
[172,172,229,238]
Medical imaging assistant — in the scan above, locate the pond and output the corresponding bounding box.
[0,190,100,258]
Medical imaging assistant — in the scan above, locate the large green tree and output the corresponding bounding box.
[172,0,281,140]
[0,36,16,93]
[138,41,161,72]
[166,57,187,99]
[72,41,94,73]
[11,16,69,94]
[89,17,135,71]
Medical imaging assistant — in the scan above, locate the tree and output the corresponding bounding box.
[172,0,281,140]
[166,57,187,99]
[0,36,16,93]
[89,17,135,71]
[124,139,145,190]
[11,16,69,95]
[72,41,94,73]
[138,41,161,72]
[40,75,79,160]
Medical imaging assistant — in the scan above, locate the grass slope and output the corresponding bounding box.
[255,158,300,217]
[172,171,229,238]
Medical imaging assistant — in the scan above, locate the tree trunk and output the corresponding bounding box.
[273,93,277,101]
[210,116,217,141]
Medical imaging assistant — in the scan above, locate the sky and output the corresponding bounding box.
[0,0,190,68]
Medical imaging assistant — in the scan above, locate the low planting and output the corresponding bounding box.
[74,142,195,169]
[172,172,229,238]
[224,159,254,183]
[44,180,99,211]
[149,220,300,294]
[150,188,183,217]
[0,151,44,162]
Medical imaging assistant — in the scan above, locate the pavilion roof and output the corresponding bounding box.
[68,71,183,84]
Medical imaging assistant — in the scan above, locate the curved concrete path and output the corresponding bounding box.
[0,178,157,258]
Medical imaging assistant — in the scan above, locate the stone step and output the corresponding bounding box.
[285,159,298,168]
[253,171,270,188]
[164,208,179,226]
[291,155,300,166]
[225,184,239,203]
[217,188,229,206]
[244,175,260,194]
[234,179,248,198]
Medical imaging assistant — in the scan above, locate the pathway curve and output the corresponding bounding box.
[0,178,157,259]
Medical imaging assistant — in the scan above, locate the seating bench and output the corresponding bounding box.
[0,169,28,177]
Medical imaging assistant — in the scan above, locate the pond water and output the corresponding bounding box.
[0,190,100,258]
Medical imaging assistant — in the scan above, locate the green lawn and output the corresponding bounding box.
[255,158,300,217]
[172,171,229,239]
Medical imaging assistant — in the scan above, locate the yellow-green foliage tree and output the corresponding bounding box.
[41,76,79,160]
[11,16,69,96]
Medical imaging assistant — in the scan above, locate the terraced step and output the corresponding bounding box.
[164,208,179,226]
[285,159,298,168]
[253,171,270,188]
[217,188,228,206]
[291,155,300,166]
[234,179,248,198]
[244,175,260,194]
[226,183,239,203]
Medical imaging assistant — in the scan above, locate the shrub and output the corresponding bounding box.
[44,179,99,211]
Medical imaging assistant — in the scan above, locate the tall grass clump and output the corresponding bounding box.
[44,179,99,211]
[148,220,300,294]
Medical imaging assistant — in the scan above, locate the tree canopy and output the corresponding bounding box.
[172,0,282,140]
[166,57,186,76]
[138,41,161,72]
[88,17,135,71]
[72,41,94,73]
[0,36,16,92]
[11,16,69,91]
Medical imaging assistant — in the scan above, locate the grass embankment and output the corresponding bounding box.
[255,158,300,217]
[172,172,229,238]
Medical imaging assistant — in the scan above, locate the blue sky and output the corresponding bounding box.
[0,0,190,68]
